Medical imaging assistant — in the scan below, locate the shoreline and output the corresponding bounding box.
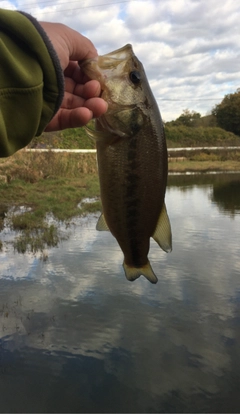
[168,160,240,173]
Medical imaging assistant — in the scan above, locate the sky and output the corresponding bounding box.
[1,0,240,121]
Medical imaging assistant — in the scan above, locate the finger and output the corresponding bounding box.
[60,92,106,112]
[64,61,85,83]
[60,92,85,109]
[74,80,102,99]
[64,78,102,99]
[45,98,108,131]
[64,61,94,85]
[84,97,108,118]
[45,108,93,131]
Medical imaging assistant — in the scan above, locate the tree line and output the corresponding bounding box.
[166,88,240,136]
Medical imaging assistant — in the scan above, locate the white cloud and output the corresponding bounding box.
[1,0,240,120]
[0,0,15,8]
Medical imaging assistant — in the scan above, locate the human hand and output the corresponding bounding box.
[39,22,107,131]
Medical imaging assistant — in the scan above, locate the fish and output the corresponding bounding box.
[80,44,172,284]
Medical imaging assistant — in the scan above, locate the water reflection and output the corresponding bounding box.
[212,179,240,216]
[168,172,240,217]
[0,173,240,412]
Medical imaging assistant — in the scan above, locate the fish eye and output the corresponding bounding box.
[129,71,141,84]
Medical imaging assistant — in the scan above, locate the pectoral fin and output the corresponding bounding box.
[123,261,158,284]
[96,213,110,231]
[84,125,123,144]
[152,203,172,253]
[84,125,111,141]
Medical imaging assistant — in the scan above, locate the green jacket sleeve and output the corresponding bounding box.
[0,9,64,157]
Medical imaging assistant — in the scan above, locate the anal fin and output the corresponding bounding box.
[96,213,110,231]
[152,202,172,253]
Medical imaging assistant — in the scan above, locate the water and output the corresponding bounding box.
[0,173,240,413]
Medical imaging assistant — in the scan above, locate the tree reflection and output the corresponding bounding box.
[211,180,240,216]
[167,172,240,217]
[168,173,240,189]
[0,204,7,231]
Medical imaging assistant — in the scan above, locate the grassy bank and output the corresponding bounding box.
[0,150,100,253]
[1,148,240,254]
[169,160,240,173]
[165,125,240,147]
[28,124,240,150]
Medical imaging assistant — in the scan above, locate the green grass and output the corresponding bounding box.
[29,124,96,149]
[168,159,240,172]
[0,174,101,254]
[0,150,101,253]
[165,125,240,147]
[2,174,101,219]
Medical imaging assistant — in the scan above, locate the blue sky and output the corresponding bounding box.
[1,0,240,121]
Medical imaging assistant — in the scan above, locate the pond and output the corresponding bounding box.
[0,173,240,413]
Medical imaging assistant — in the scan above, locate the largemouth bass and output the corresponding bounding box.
[81,44,172,284]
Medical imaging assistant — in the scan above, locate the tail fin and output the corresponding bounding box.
[123,261,158,284]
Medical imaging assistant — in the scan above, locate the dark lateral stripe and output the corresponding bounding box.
[124,135,143,264]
